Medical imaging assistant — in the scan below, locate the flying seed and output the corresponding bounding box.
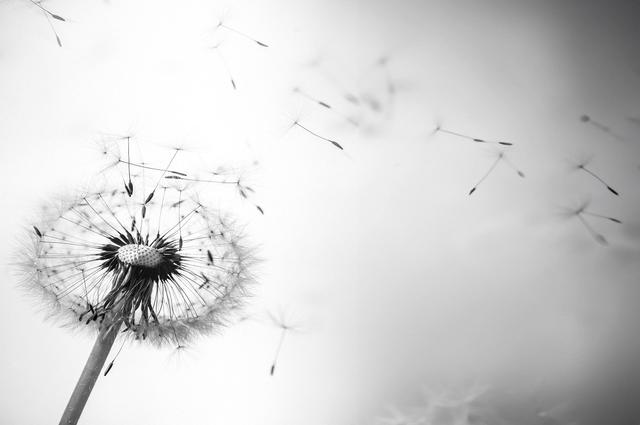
[580,114,624,141]
[575,160,620,196]
[436,127,514,146]
[215,21,269,48]
[293,121,344,151]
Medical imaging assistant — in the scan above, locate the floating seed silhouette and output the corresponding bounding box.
[469,153,524,195]
[574,159,619,196]
[580,114,624,142]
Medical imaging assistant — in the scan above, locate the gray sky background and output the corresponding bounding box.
[1,0,639,424]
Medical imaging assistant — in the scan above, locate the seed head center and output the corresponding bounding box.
[117,244,164,268]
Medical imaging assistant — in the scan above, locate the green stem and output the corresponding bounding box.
[58,321,122,425]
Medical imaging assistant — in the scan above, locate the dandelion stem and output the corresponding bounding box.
[58,319,122,425]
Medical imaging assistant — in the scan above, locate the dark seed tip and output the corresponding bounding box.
[144,191,155,204]
[469,187,476,195]
[607,186,619,196]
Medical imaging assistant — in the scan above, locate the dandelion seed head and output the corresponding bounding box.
[16,144,257,347]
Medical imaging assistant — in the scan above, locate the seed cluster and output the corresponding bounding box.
[117,244,164,268]
[22,178,254,346]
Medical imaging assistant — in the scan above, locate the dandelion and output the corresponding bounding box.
[16,144,256,425]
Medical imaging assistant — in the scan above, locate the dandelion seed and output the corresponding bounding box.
[469,152,523,195]
[582,211,622,223]
[266,308,303,376]
[573,159,619,196]
[103,340,126,376]
[27,0,66,46]
[28,0,65,20]
[576,215,608,245]
[126,136,133,196]
[291,120,344,150]
[435,126,513,146]
[16,144,257,425]
[43,11,62,47]
[115,159,187,177]
[501,154,526,178]
[210,43,237,90]
[215,20,268,47]
[164,175,263,215]
[293,87,332,109]
[293,87,360,127]
[564,200,619,245]
[580,114,624,142]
